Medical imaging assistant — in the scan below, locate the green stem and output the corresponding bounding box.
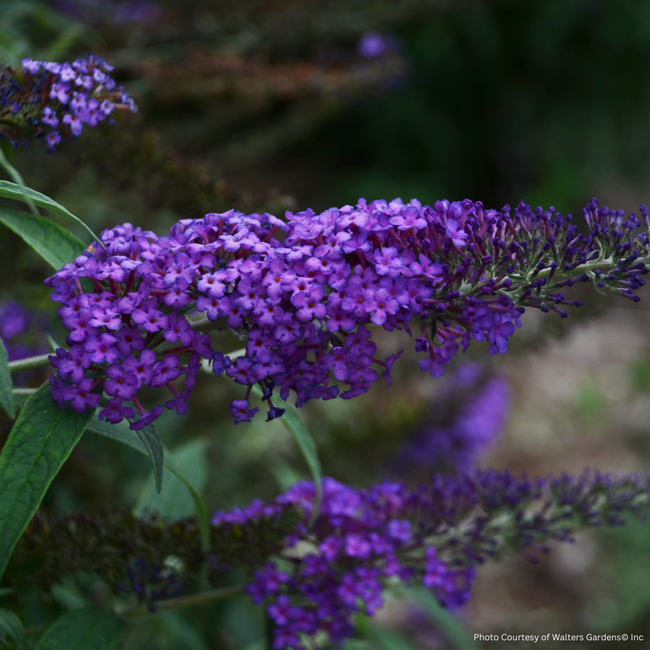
[119,584,245,618]
[12,388,36,397]
[8,354,52,373]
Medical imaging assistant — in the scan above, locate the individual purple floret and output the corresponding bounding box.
[212,468,650,649]
[0,55,137,150]
[46,197,650,426]
[396,363,510,475]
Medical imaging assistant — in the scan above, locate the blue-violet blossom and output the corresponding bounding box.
[46,198,650,427]
[0,55,137,150]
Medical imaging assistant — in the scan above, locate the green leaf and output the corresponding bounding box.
[159,611,209,650]
[0,382,95,579]
[0,608,25,649]
[131,418,164,494]
[251,384,323,525]
[410,587,480,650]
[0,207,86,269]
[0,148,37,216]
[0,180,100,245]
[85,417,211,552]
[134,439,208,522]
[46,335,61,354]
[34,607,124,650]
[0,339,15,418]
[88,407,163,493]
[368,626,419,650]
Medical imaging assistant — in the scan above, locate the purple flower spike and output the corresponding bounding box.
[1,55,137,150]
[46,195,650,423]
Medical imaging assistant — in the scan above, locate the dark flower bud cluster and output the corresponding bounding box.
[117,557,185,611]
[6,506,302,598]
[213,469,650,649]
[46,197,650,426]
[394,363,510,475]
[0,55,137,150]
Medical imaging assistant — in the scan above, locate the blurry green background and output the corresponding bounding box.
[3,0,650,648]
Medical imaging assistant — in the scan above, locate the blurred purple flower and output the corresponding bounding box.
[396,363,510,475]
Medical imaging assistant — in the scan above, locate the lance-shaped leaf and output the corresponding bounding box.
[251,384,323,525]
[34,607,124,650]
[0,208,86,270]
[0,608,24,649]
[0,180,100,244]
[134,422,164,494]
[0,339,15,419]
[0,382,95,579]
[410,587,480,650]
[86,416,211,552]
[135,438,208,522]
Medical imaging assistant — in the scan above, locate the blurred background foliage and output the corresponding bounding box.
[3,0,650,648]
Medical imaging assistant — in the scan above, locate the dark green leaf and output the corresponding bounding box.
[0,608,24,649]
[85,415,146,454]
[134,439,208,522]
[0,382,95,579]
[0,208,86,269]
[410,587,480,650]
[251,384,323,525]
[86,417,211,552]
[132,418,164,494]
[0,180,100,244]
[0,339,15,418]
[34,607,124,650]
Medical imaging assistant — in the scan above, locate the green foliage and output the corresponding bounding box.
[0,339,15,419]
[85,417,212,552]
[368,626,419,650]
[0,382,95,579]
[33,607,124,650]
[0,180,99,245]
[410,587,479,650]
[127,412,164,494]
[0,608,25,649]
[251,384,323,523]
[0,208,86,270]
[134,439,208,521]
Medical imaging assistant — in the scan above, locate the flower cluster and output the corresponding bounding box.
[46,197,650,426]
[213,469,650,649]
[0,55,137,150]
[395,363,510,475]
[214,477,475,649]
[0,300,48,361]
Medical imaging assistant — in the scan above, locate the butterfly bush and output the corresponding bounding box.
[0,55,137,150]
[395,363,510,474]
[212,469,650,649]
[46,197,649,429]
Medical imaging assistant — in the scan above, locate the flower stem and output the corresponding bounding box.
[8,353,52,373]
[119,584,245,618]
